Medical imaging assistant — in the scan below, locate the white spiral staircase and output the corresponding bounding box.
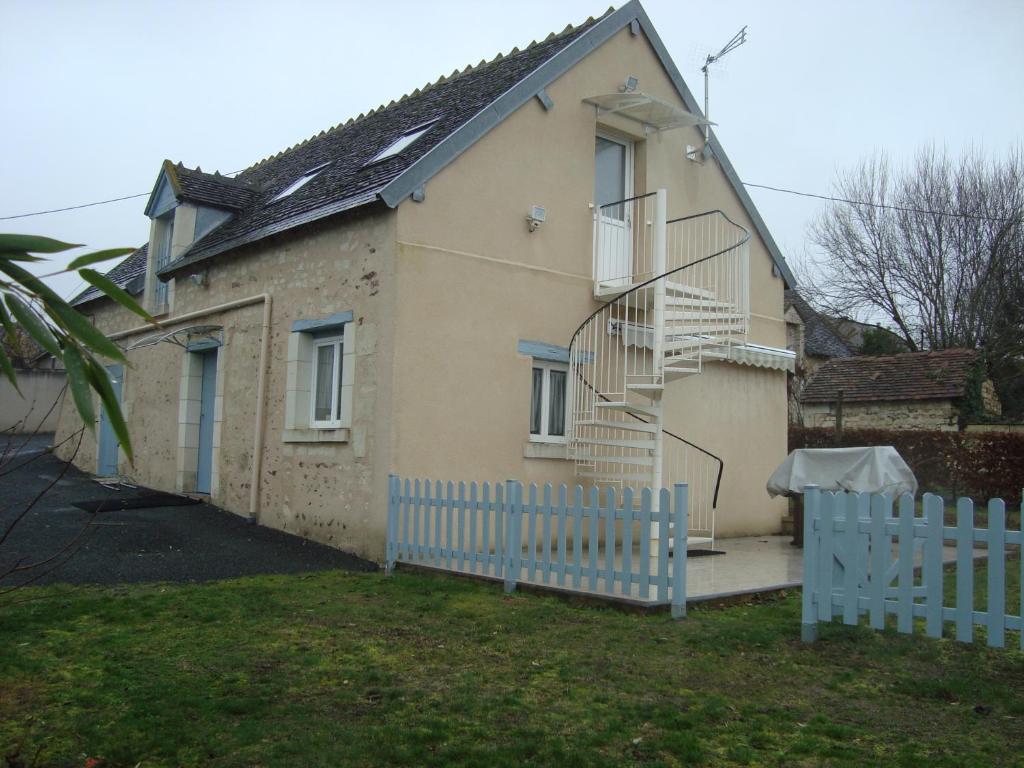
[568,189,751,547]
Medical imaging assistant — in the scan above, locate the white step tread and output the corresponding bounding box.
[576,471,654,482]
[595,401,661,418]
[574,453,654,467]
[664,311,747,322]
[576,419,658,433]
[573,437,657,450]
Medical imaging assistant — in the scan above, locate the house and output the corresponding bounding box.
[783,289,853,424]
[54,1,797,560]
[800,348,1002,431]
[783,290,853,373]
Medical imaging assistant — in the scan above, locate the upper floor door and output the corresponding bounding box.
[594,133,634,286]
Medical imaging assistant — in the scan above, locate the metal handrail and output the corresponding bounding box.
[569,205,752,511]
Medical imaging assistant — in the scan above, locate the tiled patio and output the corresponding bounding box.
[686,535,802,601]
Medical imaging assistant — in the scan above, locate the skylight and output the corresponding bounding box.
[365,121,437,165]
[270,163,330,203]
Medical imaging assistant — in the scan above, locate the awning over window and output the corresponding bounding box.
[583,92,714,132]
[124,324,223,351]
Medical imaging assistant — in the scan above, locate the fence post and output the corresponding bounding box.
[504,480,521,594]
[801,484,820,642]
[385,474,398,576]
[671,483,688,619]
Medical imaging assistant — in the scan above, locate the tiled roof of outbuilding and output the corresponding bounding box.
[800,348,980,404]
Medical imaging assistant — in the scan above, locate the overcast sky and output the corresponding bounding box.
[2,0,1022,301]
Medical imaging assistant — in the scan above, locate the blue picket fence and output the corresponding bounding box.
[801,486,1024,649]
[385,476,690,617]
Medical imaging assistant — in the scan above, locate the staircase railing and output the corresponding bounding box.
[570,192,751,543]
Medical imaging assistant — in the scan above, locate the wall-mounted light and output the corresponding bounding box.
[190,269,208,287]
[526,205,546,232]
[621,75,639,93]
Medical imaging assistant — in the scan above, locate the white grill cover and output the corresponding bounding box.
[767,447,918,498]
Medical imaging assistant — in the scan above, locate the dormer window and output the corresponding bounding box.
[270,163,330,203]
[364,121,437,165]
[151,211,174,309]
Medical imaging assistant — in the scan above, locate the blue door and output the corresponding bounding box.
[97,364,123,476]
[196,350,217,494]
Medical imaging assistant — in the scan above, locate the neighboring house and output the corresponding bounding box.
[827,316,908,356]
[784,289,852,424]
[54,1,797,560]
[783,290,853,373]
[800,349,1002,432]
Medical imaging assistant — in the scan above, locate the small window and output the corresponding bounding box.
[530,361,567,442]
[365,121,437,165]
[311,335,345,428]
[270,163,330,203]
[152,212,174,308]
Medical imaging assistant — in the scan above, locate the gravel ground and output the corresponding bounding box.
[0,434,376,587]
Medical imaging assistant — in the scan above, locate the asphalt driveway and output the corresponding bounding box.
[0,434,375,588]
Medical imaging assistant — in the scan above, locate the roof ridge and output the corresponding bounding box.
[239,7,614,175]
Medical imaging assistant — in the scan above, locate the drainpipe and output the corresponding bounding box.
[108,293,272,522]
[248,296,272,522]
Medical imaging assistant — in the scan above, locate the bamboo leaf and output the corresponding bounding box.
[80,269,152,322]
[62,345,95,429]
[0,234,81,254]
[0,258,66,306]
[48,301,125,362]
[66,248,135,271]
[84,355,132,462]
[0,346,20,393]
[0,301,16,341]
[0,252,44,263]
[4,294,60,357]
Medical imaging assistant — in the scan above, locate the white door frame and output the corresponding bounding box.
[595,131,635,286]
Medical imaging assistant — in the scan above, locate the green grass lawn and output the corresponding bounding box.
[1,566,1022,768]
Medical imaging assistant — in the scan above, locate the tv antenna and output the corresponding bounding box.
[701,25,747,142]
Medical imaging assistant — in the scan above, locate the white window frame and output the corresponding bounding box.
[529,360,568,444]
[310,334,345,429]
[283,320,355,441]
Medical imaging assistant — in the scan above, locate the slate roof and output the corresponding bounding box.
[73,245,148,306]
[173,164,255,211]
[158,13,608,275]
[801,348,980,404]
[784,290,853,359]
[75,0,798,306]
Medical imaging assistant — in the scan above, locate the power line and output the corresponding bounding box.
[0,168,245,221]
[742,181,1018,223]
[2,175,1017,225]
[0,192,150,221]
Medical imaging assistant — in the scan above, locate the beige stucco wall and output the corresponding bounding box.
[55,208,397,560]
[1,369,66,433]
[802,399,960,431]
[392,25,788,537]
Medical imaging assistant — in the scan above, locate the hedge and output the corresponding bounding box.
[789,426,1024,507]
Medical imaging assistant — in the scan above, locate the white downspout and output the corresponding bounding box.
[109,293,272,522]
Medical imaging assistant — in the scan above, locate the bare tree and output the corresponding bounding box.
[807,146,1024,414]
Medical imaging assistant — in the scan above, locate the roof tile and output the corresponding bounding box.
[800,348,981,404]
